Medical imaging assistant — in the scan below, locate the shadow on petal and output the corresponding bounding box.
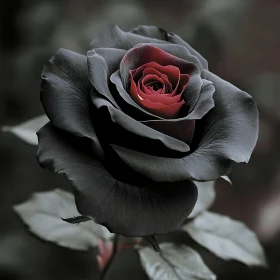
[37,123,197,236]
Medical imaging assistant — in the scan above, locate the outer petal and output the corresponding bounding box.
[143,119,195,145]
[111,71,258,181]
[129,25,207,70]
[41,48,103,158]
[185,79,215,120]
[163,31,208,70]
[37,123,197,236]
[90,24,167,50]
[92,92,190,156]
[87,48,126,109]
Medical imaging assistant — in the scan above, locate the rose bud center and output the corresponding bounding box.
[129,62,189,119]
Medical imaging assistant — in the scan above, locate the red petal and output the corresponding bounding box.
[131,73,185,118]
[141,74,164,86]
[133,93,185,119]
[137,79,183,105]
[130,61,180,88]
[142,67,172,92]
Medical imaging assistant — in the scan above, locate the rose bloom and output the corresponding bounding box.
[37,25,258,236]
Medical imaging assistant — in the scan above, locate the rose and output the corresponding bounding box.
[37,25,258,237]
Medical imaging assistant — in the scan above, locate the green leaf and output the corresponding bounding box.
[14,189,113,250]
[138,243,216,280]
[2,115,48,145]
[183,211,267,267]
[189,181,215,218]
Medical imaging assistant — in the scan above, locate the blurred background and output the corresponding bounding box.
[1,0,280,279]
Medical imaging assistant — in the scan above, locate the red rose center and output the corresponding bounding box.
[129,62,190,119]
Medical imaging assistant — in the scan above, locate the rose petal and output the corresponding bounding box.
[111,71,162,121]
[87,48,126,109]
[41,48,103,158]
[144,119,195,145]
[133,77,183,106]
[131,62,179,88]
[90,24,167,50]
[130,78,185,119]
[138,85,183,105]
[163,31,209,70]
[120,44,202,112]
[91,92,190,156]
[129,25,208,70]
[37,123,197,236]
[141,67,173,91]
[141,74,164,88]
[141,79,214,143]
[91,25,206,72]
[186,79,215,120]
[111,71,258,182]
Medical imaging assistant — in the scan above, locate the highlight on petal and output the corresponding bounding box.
[37,123,198,236]
[41,48,103,158]
[87,48,126,109]
[110,71,162,121]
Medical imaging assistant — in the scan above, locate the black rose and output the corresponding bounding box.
[37,25,258,236]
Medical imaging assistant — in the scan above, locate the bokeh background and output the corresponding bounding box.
[1,0,280,279]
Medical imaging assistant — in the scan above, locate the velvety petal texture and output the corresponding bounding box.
[37,24,259,237]
[129,25,208,70]
[37,124,197,236]
[91,91,190,157]
[40,48,103,158]
[111,70,258,182]
[120,44,202,113]
[87,48,126,109]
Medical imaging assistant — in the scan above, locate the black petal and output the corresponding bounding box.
[90,24,167,50]
[129,25,208,70]
[111,72,258,182]
[164,31,209,70]
[41,48,103,158]
[91,91,190,156]
[185,79,215,120]
[130,26,206,72]
[130,25,167,40]
[37,123,197,236]
[87,48,126,109]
